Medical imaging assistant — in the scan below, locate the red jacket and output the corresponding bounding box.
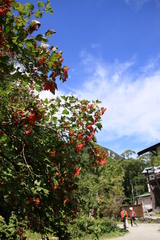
[121,210,128,219]
[130,210,135,220]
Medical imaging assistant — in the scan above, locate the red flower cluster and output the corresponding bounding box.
[39,57,45,66]
[98,152,107,166]
[87,124,92,129]
[0,0,11,17]
[102,152,107,158]
[37,221,41,227]
[1,181,6,185]
[28,113,36,124]
[74,204,78,213]
[74,168,81,178]
[85,132,93,143]
[28,197,34,204]
[52,72,59,79]
[0,131,5,136]
[25,27,28,35]
[75,143,85,153]
[78,133,83,139]
[27,109,43,125]
[18,229,24,236]
[50,151,56,157]
[99,159,107,166]
[56,171,60,176]
[101,107,107,115]
[69,131,74,136]
[90,147,107,166]
[43,81,56,92]
[0,26,6,52]
[25,129,33,135]
[35,198,40,207]
[89,103,93,109]
[96,148,100,153]
[90,148,100,156]
[63,66,69,82]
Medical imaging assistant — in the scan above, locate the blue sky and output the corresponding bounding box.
[20,0,160,156]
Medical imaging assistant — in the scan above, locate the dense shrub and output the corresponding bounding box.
[68,216,117,240]
[0,214,25,239]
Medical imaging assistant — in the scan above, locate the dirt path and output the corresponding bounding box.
[109,223,160,240]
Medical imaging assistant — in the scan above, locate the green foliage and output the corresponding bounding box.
[68,216,117,240]
[0,214,25,239]
[88,217,117,239]
[121,150,136,160]
[77,153,124,220]
[0,0,107,239]
[120,150,148,204]
[145,154,160,167]
[98,158,125,218]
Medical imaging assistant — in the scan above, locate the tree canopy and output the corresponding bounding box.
[0,1,107,239]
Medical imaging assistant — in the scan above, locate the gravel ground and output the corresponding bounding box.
[110,223,160,240]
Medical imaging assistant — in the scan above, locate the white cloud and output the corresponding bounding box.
[37,53,160,153]
[39,89,65,100]
[91,43,101,49]
[72,52,160,146]
[124,0,152,10]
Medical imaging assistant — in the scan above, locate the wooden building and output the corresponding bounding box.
[138,143,160,213]
[137,192,152,212]
[142,166,160,212]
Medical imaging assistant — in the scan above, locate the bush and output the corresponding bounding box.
[68,216,117,240]
[87,217,117,239]
[0,214,25,239]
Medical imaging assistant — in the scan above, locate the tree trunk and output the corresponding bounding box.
[130,179,134,204]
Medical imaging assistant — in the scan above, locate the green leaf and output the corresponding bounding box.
[25,3,31,8]
[45,29,56,37]
[51,116,57,124]
[48,6,53,14]
[96,123,102,130]
[62,110,69,115]
[35,34,48,43]
[5,25,12,34]
[50,52,57,61]
[35,180,41,186]
[34,10,43,18]
[37,1,44,8]
[96,100,102,104]
[37,186,42,191]
[14,2,25,13]
[11,2,19,9]
[35,85,41,92]
[25,2,34,11]
[44,98,49,104]
[43,189,49,195]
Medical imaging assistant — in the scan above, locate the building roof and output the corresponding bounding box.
[137,142,160,156]
[142,166,160,175]
[137,192,151,198]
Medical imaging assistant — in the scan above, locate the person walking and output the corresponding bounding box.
[129,207,138,227]
[120,207,128,230]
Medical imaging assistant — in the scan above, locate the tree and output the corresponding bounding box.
[97,157,125,218]
[0,1,107,239]
[120,152,147,204]
[121,150,136,160]
[77,153,124,220]
[143,154,160,167]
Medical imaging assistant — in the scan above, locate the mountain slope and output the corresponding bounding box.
[101,146,121,160]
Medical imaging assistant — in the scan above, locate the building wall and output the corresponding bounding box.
[124,204,143,218]
[138,196,152,212]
